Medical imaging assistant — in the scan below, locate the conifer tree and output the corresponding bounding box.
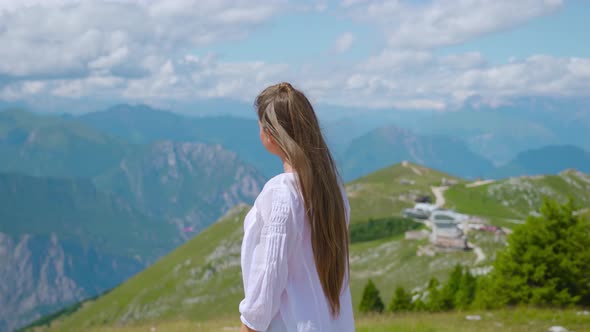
[359,279,385,313]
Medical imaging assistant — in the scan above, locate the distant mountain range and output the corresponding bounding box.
[401,98,590,166]
[339,124,495,181]
[78,104,590,181]
[77,104,282,177]
[492,145,590,179]
[0,109,265,331]
[0,109,128,178]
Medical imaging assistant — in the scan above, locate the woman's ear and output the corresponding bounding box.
[264,128,273,144]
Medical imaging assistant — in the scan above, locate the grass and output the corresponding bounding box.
[355,308,590,332]
[347,162,461,224]
[349,237,476,310]
[34,308,590,332]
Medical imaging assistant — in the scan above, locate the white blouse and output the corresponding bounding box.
[239,172,355,332]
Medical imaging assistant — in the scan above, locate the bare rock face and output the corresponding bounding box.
[0,232,144,331]
[96,141,265,238]
[0,138,265,331]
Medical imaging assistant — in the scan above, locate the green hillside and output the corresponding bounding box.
[29,164,590,331]
[346,162,461,224]
[445,169,590,223]
[36,207,480,332]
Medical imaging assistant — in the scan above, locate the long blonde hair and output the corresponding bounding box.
[255,82,349,317]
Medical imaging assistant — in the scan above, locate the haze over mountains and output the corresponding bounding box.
[1,98,589,331]
[72,102,590,180]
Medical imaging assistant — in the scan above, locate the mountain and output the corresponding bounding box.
[492,145,590,179]
[0,109,266,330]
[345,161,461,224]
[77,104,282,177]
[405,97,590,166]
[445,169,590,225]
[94,141,265,236]
[0,173,178,332]
[339,125,494,181]
[0,109,128,178]
[0,108,266,238]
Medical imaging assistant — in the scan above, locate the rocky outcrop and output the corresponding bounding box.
[0,232,143,331]
[95,141,264,237]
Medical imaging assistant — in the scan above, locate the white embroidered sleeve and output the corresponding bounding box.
[239,186,293,331]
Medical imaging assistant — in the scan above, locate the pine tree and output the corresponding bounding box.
[425,277,444,311]
[389,286,413,312]
[455,268,477,309]
[359,279,385,313]
[481,199,590,307]
[440,264,463,310]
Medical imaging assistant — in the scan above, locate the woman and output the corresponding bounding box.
[239,82,355,332]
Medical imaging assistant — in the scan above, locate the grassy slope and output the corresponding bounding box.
[44,205,251,331]
[36,164,471,331]
[35,164,590,331]
[445,170,590,223]
[346,162,461,224]
[39,210,484,332]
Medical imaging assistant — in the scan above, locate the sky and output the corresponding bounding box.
[0,0,589,113]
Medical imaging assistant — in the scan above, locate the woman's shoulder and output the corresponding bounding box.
[261,172,298,193]
[256,173,301,208]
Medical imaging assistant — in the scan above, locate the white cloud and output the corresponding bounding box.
[292,53,590,110]
[343,0,563,49]
[333,32,355,53]
[0,0,587,113]
[0,0,284,80]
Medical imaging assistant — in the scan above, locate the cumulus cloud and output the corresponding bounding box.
[0,0,588,112]
[0,0,284,80]
[332,32,355,53]
[292,52,590,110]
[343,0,563,49]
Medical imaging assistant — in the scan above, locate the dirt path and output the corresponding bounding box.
[468,242,486,264]
[431,186,447,208]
